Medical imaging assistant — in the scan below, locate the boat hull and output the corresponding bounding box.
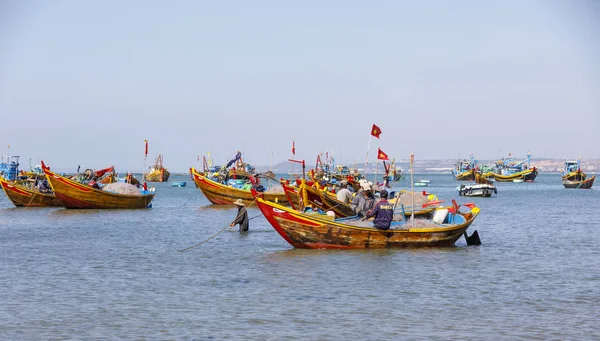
[563,176,595,189]
[145,169,170,182]
[191,168,287,206]
[454,169,476,181]
[256,197,478,249]
[493,168,538,182]
[44,168,154,209]
[0,178,62,207]
[458,184,497,197]
[562,171,586,182]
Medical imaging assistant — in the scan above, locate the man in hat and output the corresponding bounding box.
[351,182,375,217]
[365,190,393,230]
[336,181,353,204]
[230,199,249,232]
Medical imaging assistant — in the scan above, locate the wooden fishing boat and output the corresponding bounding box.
[475,173,494,185]
[0,177,62,207]
[299,181,357,218]
[145,154,170,182]
[280,180,301,210]
[255,195,481,249]
[493,168,537,182]
[563,176,595,189]
[491,153,538,182]
[190,167,287,206]
[43,164,155,209]
[452,155,477,181]
[562,159,586,181]
[285,180,438,218]
[124,173,141,186]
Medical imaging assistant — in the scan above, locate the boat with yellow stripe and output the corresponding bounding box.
[562,159,586,181]
[43,162,155,209]
[0,177,62,207]
[254,192,481,249]
[190,167,287,206]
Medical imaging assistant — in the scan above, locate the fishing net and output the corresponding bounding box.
[102,182,142,196]
[265,184,284,193]
[391,191,429,206]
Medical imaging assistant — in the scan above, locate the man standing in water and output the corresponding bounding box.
[230,199,249,232]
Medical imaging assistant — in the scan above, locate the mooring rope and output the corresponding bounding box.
[24,190,38,208]
[182,191,197,207]
[177,196,262,252]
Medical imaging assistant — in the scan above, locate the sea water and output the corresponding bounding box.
[1,174,599,340]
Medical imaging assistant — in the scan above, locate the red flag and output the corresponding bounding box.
[144,140,148,157]
[292,141,295,155]
[377,148,389,160]
[371,124,382,139]
[410,152,414,163]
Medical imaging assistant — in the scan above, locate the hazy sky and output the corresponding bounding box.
[1,0,599,172]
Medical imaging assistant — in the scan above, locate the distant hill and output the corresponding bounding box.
[256,159,600,174]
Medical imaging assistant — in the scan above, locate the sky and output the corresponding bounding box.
[1,0,599,172]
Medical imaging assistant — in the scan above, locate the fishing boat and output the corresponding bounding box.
[0,155,20,184]
[280,179,301,210]
[0,177,62,207]
[145,154,170,182]
[563,176,595,189]
[457,183,497,197]
[70,166,117,185]
[389,158,403,181]
[452,155,477,181]
[491,153,538,182]
[562,159,586,181]
[414,180,429,187]
[190,167,287,206]
[475,173,494,185]
[123,173,141,187]
[254,194,481,249]
[43,163,155,209]
[171,181,187,187]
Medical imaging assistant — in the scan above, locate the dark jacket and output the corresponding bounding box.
[366,199,394,230]
[232,206,249,232]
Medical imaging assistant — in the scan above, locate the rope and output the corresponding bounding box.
[177,196,261,252]
[25,190,38,207]
[182,191,197,207]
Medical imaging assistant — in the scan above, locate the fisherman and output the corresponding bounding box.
[230,199,249,232]
[89,177,100,189]
[351,182,375,217]
[336,181,353,204]
[37,179,49,193]
[364,190,394,230]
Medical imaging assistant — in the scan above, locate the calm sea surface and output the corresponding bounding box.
[1,173,599,340]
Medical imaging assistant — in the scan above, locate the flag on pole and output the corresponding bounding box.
[292,140,295,155]
[370,124,382,139]
[144,140,148,157]
[410,152,414,164]
[377,148,389,160]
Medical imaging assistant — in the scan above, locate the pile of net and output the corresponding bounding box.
[265,184,284,193]
[102,182,142,196]
[391,191,429,207]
